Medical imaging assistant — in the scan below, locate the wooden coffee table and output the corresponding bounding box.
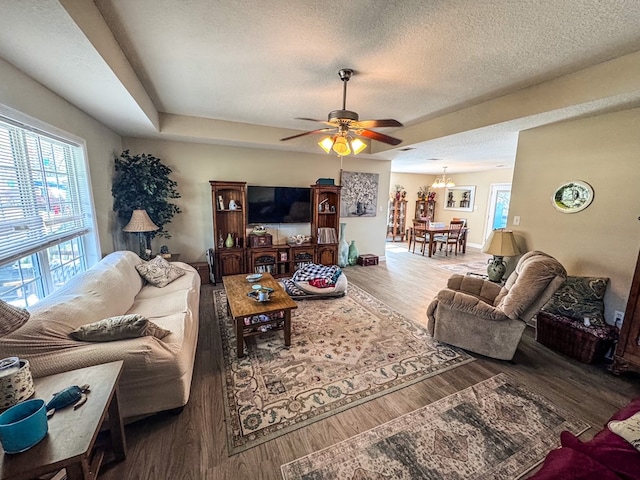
[223,272,298,358]
[0,361,126,480]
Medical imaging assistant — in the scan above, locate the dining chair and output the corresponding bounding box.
[411,219,430,255]
[452,218,468,252]
[433,220,465,256]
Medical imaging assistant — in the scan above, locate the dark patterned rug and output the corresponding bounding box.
[281,373,590,480]
[214,284,475,455]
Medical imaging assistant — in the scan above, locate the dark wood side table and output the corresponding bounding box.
[0,361,126,480]
[222,273,298,358]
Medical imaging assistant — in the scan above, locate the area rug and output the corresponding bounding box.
[214,284,475,455]
[281,373,590,479]
[437,260,488,276]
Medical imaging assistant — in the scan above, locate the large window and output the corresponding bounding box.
[0,108,99,307]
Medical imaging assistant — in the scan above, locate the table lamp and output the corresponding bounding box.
[122,209,159,259]
[482,229,520,282]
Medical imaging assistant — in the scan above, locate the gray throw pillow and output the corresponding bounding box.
[135,255,185,287]
[542,276,608,327]
[70,314,170,342]
[0,299,30,336]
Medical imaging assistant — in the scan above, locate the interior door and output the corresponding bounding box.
[484,183,512,241]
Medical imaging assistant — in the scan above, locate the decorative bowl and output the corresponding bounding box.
[0,398,48,453]
[246,273,263,283]
[251,226,267,236]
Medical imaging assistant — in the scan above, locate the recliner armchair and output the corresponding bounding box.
[426,251,567,360]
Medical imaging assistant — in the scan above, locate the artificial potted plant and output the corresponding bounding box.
[112,150,181,254]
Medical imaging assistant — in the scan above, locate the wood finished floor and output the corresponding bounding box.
[100,243,640,480]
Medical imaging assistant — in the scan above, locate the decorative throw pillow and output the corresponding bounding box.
[0,299,30,336]
[541,276,608,327]
[135,255,185,287]
[608,412,640,452]
[70,314,170,342]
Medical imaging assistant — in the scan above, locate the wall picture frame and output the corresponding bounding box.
[552,180,594,213]
[443,186,476,212]
[340,171,379,217]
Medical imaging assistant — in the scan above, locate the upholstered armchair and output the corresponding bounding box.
[426,251,567,360]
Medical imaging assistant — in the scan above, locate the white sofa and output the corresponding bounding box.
[0,251,200,419]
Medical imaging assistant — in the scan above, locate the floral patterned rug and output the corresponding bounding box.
[281,373,590,479]
[214,284,475,455]
[437,260,489,276]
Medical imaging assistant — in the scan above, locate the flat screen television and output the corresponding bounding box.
[247,186,311,224]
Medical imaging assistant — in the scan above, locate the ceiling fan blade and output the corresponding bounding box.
[295,117,325,123]
[280,128,334,142]
[356,119,403,129]
[358,129,403,146]
[295,117,336,127]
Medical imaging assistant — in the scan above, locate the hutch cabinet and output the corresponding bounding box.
[210,181,247,281]
[386,199,407,242]
[210,180,342,281]
[310,184,341,265]
[612,249,640,375]
[415,200,435,221]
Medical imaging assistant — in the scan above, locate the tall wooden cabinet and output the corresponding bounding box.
[311,184,341,266]
[415,200,435,221]
[612,249,640,375]
[210,181,247,281]
[386,199,407,242]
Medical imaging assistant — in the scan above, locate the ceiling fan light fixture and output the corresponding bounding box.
[350,138,367,155]
[332,136,351,156]
[318,137,334,154]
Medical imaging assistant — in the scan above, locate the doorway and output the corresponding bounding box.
[484,183,512,241]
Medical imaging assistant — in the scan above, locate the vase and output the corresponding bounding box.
[338,223,349,268]
[348,240,359,266]
[225,233,234,248]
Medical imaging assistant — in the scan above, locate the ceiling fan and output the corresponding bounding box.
[280,68,403,155]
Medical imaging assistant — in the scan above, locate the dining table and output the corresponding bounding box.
[409,222,469,258]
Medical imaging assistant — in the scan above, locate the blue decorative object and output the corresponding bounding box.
[0,398,48,453]
[45,384,90,412]
[315,178,335,185]
[348,240,359,266]
[338,223,349,268]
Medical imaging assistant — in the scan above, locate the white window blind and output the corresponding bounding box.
[0,117,91,265]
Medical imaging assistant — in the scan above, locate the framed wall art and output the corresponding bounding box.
[340,171,379,217]
[552,180,594,213]
[443,186,476,212]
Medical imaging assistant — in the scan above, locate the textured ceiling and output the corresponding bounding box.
[1,0,640,173]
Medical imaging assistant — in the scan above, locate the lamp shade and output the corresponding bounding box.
[122,209,159,233]
[482,229,520,257]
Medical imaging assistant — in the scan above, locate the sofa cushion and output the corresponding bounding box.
[555,398,640,479]
[136,256,185,288]
[542,276,608,327]
[528,446,622,479]
[70,314,170,342]
[608,412,640,452]
[0,300,30,336]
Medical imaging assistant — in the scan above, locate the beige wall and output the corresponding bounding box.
[0,58,122,258]
[391,168,515,247]
[122,137,392,262]
[509,107,640,323]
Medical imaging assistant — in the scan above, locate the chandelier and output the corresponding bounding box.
[431,166,455,188]
[318,134,367,157]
